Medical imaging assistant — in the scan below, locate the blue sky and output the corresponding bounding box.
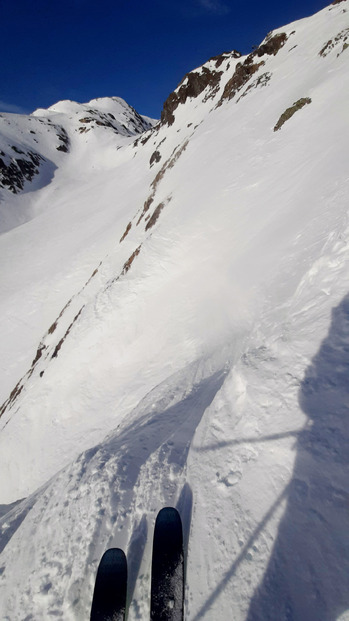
[1,0,329,119]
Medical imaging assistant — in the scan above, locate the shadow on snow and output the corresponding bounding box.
[191,294,349,620]
[246,293,349,620]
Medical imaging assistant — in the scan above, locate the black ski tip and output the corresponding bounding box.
[155,507,182,527]
[153,508,183,561]
[98,548,127,574]
[151,508,184,621]
[90,548,127,621]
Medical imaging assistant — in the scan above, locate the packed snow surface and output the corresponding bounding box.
[0,2,349,619]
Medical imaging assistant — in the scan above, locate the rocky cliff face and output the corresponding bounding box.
[160,50,241,125]
[159,31,292,125]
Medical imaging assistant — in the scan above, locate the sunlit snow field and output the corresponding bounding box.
[0,2,349,619]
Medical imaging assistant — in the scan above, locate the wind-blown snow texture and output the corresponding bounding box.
[0,2,349,619]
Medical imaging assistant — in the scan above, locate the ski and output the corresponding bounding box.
[150,507,184,621]
[90,548,127,621]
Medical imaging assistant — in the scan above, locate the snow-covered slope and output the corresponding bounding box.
[0,1,349,619]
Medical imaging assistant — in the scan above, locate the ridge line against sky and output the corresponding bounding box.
[1,0,330,118]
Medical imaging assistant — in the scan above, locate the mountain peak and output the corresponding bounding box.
[0,96,156,209]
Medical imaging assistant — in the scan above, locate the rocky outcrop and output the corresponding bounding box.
[319,28,349,56]
[161,66,224,126]
[145,202,166,231]
[208,50,241,68]
[149,150,162,167]
[137,141,188,227]
[159,50,242,126]
[120,221,132,242]
[236,72,272,103]
[219,57,265,103]
[218,32,288,105]
[274,97,312,131]
[51,308,84,359]
[78,110,127,134]
[77,105,153,136]
[252,32,288,57]
[122,245,142,275]
[56,127,70,152]
[160,33,288,123]
[0,149,45,194]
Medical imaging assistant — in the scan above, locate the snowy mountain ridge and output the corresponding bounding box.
[0,1,349,619]
[0,96,155,232]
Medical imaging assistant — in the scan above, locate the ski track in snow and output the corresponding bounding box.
[1,2,349,619]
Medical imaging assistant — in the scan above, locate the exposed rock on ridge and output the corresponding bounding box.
[219,32,288,104]
[161,50,241,126]
[160,32,289,125]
